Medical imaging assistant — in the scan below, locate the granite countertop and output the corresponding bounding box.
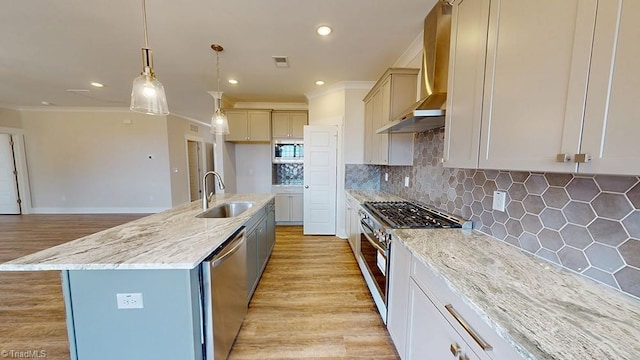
[393,229,640,360]
[0,193,275,271]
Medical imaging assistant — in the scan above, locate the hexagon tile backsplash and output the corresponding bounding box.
[349,128,640,299]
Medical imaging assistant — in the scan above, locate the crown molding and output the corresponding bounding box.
[305,81,375,100]
[232,102,308,110]
[17,106,133,113]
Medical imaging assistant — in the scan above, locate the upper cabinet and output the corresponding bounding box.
[363,68,418,166]
[444,0,639,175]
[225,109,271,142]
[272,111,308,139]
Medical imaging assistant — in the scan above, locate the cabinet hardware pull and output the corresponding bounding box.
[556,153,571,162]
[450,343,462,356]
[574,153,591,163]
[459,354,470,360]
[445,304,493,351]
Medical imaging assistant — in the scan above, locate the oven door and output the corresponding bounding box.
[358,219,388,318]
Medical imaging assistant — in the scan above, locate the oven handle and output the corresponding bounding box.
[360,221,387,254]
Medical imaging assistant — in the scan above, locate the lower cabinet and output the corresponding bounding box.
[345,194,361,258]
[388,238,524,360]
[406,279,483,360]
[246,200,276,301]
[275,193,303,224]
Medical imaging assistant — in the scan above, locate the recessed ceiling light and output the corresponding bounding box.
[316,25,332,36]
[228,79,238,85]
[90,82,104,88]
[315,80,325,86]
[41,101,51,105]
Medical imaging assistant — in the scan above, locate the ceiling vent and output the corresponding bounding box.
[272,56,289,68]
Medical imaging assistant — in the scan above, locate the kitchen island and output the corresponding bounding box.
[0,193,276,360]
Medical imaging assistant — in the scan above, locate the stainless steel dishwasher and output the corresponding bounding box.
[202,227,248,360]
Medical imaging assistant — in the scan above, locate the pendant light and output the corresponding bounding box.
[209,44,230,135]
[130,0,169,115]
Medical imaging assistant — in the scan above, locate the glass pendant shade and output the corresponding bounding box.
[130,68,169,116]
[209,91,229,135]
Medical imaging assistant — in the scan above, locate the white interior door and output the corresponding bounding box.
[303,125,337,235]
[0,134,20,214]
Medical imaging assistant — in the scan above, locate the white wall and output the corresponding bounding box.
[0,107,23,129]
[166,114,214,207]
[344,88,372,164]
[235,144,271,193]
[20,109,172,213]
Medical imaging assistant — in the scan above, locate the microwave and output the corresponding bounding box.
[273,140,303,163]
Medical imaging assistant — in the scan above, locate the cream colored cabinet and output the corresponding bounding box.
[445,0,639,175]
[272,111,308,139]
[363,68,417,166]
[274,188,303,224]
[387,240,412,359]
[225,109,271,142]
[406,280,484,360]
[578,0,640,175]
[390,248,525,360]
[345,193,360,258]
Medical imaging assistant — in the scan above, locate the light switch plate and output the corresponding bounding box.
[404,176,410,187]
[116,293,144,309]
[493,191,506,212]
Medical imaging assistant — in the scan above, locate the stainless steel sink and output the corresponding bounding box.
[196,201,255,218]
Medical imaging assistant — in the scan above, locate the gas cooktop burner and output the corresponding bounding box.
[363,201,466,229]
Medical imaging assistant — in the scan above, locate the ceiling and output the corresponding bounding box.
[0,0,435,122]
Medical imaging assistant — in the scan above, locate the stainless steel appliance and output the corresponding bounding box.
[357,201,470,322]
[202,227,247,360]
[273,139,304,163]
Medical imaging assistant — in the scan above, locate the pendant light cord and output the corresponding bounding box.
[216,51,221,92]
[142,0,149,48]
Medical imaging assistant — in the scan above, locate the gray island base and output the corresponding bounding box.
[0,193,276,360]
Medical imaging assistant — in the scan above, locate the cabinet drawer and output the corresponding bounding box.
[411,256,524,359]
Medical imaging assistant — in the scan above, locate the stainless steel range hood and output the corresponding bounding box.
[377,1,452,134]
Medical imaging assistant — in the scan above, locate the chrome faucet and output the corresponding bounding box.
[202,171,226,210]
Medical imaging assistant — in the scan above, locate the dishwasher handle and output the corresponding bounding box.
[210,228,246,268]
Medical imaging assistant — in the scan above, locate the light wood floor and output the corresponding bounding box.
[0,216,398,360]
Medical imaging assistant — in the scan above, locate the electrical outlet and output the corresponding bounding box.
[404,176,410,187]
[493,191,507,212]
[116,293,144,309]
[385,173,389,182]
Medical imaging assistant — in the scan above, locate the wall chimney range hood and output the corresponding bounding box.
[377,1,452,134]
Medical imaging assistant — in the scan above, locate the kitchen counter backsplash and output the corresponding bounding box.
[346,129,640,299]
[345,164,380,189]
[273,163,303,185]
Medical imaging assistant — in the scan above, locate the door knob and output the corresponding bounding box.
[304,185,309,189]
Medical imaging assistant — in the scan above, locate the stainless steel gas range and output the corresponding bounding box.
[357,201,471,322]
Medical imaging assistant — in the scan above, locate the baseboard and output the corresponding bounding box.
[30,207,169,214]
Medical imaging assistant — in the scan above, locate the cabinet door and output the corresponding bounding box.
[246,228,258,300]
[289,194,304,222]
[579,0,640,175]
[380,77,392,126]
[406,280,484,360]
[289,112,308,138]
[478,0,597,172]
[444,0,490,169]
[345,202,354,253]
[372,88,388,165]
[248,111,271,141]
[271,112,290,138]
[274,195,291,222]
[266,202,276,254]
[257,218,268,273]
[226,110,249,142]
[364,99,375,164]
[350,205,361,257]
[387,241,412,359]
